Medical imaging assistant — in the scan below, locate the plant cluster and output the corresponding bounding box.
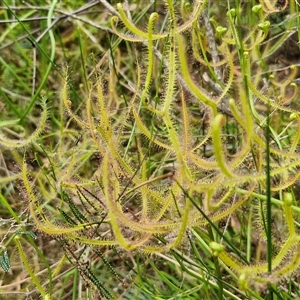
[1,0,300,298]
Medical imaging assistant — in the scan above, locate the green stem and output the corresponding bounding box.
[266,104,272,275]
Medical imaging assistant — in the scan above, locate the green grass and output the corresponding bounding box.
[1,0,300,299]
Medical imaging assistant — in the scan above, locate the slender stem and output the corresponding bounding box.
[266,104,272,274]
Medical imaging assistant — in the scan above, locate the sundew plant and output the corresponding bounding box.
[1,0,300,299]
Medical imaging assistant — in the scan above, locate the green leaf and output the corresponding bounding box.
[15,230,37,239]
[0,249,10,272]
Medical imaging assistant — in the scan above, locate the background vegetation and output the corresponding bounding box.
[0,0,300,299]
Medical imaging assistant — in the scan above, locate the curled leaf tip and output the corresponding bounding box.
[252,4,262,13]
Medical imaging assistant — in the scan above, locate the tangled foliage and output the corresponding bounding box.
[2,0,300,296]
